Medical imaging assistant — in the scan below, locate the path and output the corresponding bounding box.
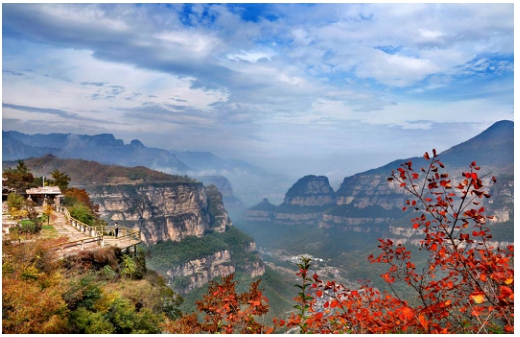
[50,208,142,258]
[3,204,141,258]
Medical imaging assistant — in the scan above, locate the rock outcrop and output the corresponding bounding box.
[242,198,276,222]
[166,250,235,294]
[283,175,335,207]
[88,182,229,244]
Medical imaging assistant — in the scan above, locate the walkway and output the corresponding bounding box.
[50,208,142,258]
[2,204,142,258]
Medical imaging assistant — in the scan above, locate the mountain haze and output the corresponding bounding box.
[2,130,292,207]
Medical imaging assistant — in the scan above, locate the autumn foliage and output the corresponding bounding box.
[162,273,278,333]
[280,151,514,333]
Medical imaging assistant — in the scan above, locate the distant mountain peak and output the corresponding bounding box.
[249,198,277,211]
[130,139,145,147]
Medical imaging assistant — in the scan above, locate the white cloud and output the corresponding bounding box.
[2,3,513,177]
[227,49,276,63]
[355,49,442,87]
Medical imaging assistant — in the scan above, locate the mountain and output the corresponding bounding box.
[3,155,265,294]
[173,150,293,207]
[2,131,59,159]
[244,120,513,229]
[3,131,190,172]
[2,130,293,207]
[197,175,245,213]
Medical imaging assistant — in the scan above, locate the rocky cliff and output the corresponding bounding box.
[283,175,335,207]
[88,182,229,244]
[166,250,236,294]
[198,175,245,211]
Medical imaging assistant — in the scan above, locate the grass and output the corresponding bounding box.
[40,224,60,239]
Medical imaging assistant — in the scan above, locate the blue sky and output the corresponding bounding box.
[2,3,514,180]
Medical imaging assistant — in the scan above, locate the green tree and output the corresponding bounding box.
[69,203,95,225]
[120,255,138,279]
[47,169,71,192]
[3,160,36,193]
[7,192,24,210]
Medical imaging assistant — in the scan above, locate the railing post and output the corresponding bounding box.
[81,240,84,251]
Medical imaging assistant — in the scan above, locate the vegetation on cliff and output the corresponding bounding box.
[146,226,258,275]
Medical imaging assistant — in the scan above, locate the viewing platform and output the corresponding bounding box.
[52,206,142,258]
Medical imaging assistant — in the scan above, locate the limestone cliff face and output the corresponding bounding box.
[486,173,514,223]
[243,209,274,222]
[335,173,407,209]
[243,198,276,222]
[166,250,235,294]
[88,182,229,244]
[284,175,335,207]
[274,212,322,225]
[163,243,265,294]
[199,175,245,210]
[322,214,395,227]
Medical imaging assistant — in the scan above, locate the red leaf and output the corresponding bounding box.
[423,152,430,160]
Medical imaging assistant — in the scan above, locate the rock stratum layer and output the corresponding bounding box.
[88,182,228,244]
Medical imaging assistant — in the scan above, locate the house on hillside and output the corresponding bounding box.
[25,186,62,207]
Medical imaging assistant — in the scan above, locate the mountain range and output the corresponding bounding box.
[244,120,513,227]
[2,119,513,319]
[2,130,292,208]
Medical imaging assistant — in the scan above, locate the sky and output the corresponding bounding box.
[1,3,515,181]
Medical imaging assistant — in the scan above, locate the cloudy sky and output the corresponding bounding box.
[2,3,514,180]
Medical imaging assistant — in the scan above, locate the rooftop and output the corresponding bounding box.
[26,186,62,195]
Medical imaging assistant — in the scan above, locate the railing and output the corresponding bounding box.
[61,207,106,238]
[55,235,103,254]
[55,206,142,252]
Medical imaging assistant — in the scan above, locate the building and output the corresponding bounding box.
[25,186,62,206]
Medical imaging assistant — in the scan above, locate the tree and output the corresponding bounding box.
[47,169,71,193]
[282,151,514,333]
[43,203,53,226]
[7,192,24,211]
[63,188,96,212]
[162,273,274,334]
[2,160,36,193]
